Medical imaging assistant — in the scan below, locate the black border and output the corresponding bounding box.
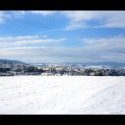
[0,0,125,10]
[0,114,125,124]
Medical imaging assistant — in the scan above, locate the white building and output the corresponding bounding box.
[55,73,61,76]
[41,73,54,76]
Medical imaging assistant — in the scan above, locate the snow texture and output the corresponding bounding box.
[0,76,125,114]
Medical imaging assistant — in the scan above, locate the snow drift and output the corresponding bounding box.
[0,76,125,114]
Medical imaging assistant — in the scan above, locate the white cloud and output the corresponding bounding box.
[15,38,65,45]
[0,11,26,24]
[62,11,125,30]
[0,35,65,47]
[0,35,39,41]
[0,11,57,24]
[82,36,125,51]
[62,11,97,21]
[25,11,125,29]
[0,12,4,23]
[0,46,88,63]
[1,35,125,63]
[65,22,85,30]
[11,11,26,18]
[30,11,57,16]
[1,11,125,29]
[0,11,11,24]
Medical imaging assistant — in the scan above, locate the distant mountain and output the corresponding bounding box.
[85,62,125,67]
[63,62,125,67]
[30,61,125,67]
[31,63,48,67]
[0,59,26,64]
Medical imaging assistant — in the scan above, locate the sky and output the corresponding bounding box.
[0,11,125,63]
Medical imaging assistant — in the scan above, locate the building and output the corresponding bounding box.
[41,73,54,76]
[55,73,61,76]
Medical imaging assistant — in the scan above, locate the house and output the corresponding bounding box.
[55,73,61,76]
[62,72,69,76]
[90,72,96,76]
[41,73,54,76]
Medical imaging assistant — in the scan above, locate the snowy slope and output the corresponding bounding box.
[0,76,125,114]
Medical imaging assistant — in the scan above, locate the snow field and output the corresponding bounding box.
[0,76,125,114]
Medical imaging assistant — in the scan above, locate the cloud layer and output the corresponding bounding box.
[1,11,125,29]
[0,35,125,63]
[0,35,65,48]
[0,11,125,63]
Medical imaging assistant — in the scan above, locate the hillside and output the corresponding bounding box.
[0,76,125,114]
[0,59,25,64]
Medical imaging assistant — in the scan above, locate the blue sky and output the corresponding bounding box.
[0,11,125,63]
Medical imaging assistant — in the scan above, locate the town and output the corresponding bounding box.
[0,62,125,76]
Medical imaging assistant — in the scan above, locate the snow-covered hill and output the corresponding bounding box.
[0,76,125,114]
